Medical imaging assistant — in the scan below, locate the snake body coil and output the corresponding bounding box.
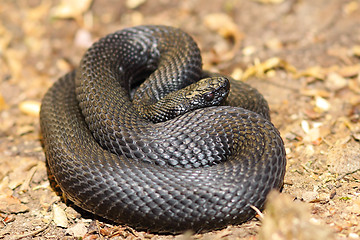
[40,25,286,233]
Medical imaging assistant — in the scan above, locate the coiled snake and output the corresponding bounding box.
[40,25,286,233]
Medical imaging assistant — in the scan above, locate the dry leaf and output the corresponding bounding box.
[19,100,41,117]
[328,141,360,174]
[204,13,241,39]
[242,46,257,56]
[348,78,360,94]
[27,1,51,21]
[265,38,283,50]
[336,64,360,78]
[242,57,296,80]
[296,64,359,83]
[301,120,310,134]
[295,66,326,80]
[66,222,88,237]
[259,191,335,240]
[300,191,318,202]
[252,0,285,4]
[325,72,348,91]
[0,94,8,111]
[346,200,360,215]
[74,28,93,48]
[204,13,243,61]
[300,89,331,98]
[3,49,25,82]
[0,24,12,53]
[352,45,360,57]
[231,68,244,80]
[315,96,330,112]
[0,195,30,214]
[53,204,69,228]
[51,0,92,20]
[8,159,38,190]
[126,0,146,9]
[343,1,358,15]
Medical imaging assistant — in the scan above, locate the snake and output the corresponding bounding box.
[40,25,286,233]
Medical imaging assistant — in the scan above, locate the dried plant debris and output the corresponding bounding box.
[51,0,93,21]
[242,57,297,80]
[203,13,243,62]
[1,0,360,239]
[259,191,335,240]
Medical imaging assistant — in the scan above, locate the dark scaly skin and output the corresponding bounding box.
[40,25,286,233]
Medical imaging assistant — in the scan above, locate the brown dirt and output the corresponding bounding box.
[0,0,359,239]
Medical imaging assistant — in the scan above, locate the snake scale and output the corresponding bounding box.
[40,25,286,233]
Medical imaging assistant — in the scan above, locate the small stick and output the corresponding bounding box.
[250,205,265,220]
[11,202,55,240]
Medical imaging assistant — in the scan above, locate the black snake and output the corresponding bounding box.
[40,25,286,233]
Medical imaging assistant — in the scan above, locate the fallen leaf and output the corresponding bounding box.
[315,96,331,112]
[300,89,331,98]
[348,78,360,94]
[343,1,358,15]
[303,108,322,120]
[3,49,25,82]
[251,0,284,4]
[242,57,296,80]
[325,72,348,91]
[53,204,69,228]
[74,28,93,48]
[0,195,30,214]
[19,100,41,117]
[301,120,310,134]
[328,141,360,175]
[3,214,16,224]
[259,191,335,240]
[296,64,359,83]
[0,94,8,111]
[66,222,88,237]
[265,38,283,50]
[242,45,257,56]
[126,0,146,9]
[231,68,244,80]
[295,66,326,80]
[336,64,360,78]
[0,24,12,53]
[204,13,243,61]
[346,200,360,214]
[204,13,242,40]
[8,158,38,190]
[352,45,360,57]
[51,0,93,20]
[301,191,318,202]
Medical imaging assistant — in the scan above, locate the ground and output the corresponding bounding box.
[0,0,360,239]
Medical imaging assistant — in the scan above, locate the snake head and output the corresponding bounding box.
[184,76,230,107]
[136,76,230,123]
[156,76,230,121]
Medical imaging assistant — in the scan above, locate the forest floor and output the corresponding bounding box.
[0,0,359,239]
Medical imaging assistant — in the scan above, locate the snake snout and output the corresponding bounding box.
[207,76,230,104]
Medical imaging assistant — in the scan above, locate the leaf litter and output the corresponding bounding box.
[1,0,360,239]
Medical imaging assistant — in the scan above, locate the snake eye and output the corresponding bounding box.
[203,92,215,102]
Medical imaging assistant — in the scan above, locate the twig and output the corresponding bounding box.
[95,220,105,240]
[19,164,38,192]
[250,205,264,220]
[337,168,360,181]
[11,202,55,240]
